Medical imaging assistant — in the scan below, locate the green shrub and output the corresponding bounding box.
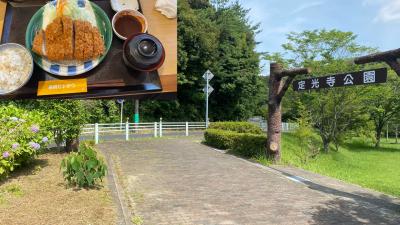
[0,105,52,179]
[60,143,107,188]
[292,114,321,164]
[204,128,267,158]
[209,122,263,134]
[204,129,242,149]
[230,133,267,158]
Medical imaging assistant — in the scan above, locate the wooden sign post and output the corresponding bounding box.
[354,48,400,76]
[267,63,310,162]
[267,48,400,163]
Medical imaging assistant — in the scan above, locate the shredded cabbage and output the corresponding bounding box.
[42,0,97,29]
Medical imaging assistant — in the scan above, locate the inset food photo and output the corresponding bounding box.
[0,0,177,99]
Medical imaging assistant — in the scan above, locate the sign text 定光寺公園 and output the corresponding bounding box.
[293,68,387,91]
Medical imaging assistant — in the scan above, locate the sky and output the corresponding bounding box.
[237,0,400,75]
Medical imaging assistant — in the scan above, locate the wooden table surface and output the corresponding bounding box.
[0,0,177,98]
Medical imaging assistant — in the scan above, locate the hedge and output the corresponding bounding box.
[204,129,242,150]
[230,133,267,158]
[204,128,267,158]
[208,122,263,134]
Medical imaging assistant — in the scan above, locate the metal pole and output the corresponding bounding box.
[120,101,124,127]
[206,77,209,128]
[159,118,163,137]
[185,122,189,136]
[134,99,139,123]
[95,123,99,144]
[125,122,129,141]
[134,99,139,133]
[154,122,158,137]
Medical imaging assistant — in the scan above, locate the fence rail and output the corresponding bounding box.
[82,122,207,144]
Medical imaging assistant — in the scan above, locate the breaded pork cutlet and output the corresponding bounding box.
[74,20,105,61]
[45,17,64,61]
[32,30,45,56]
[92,28,104,58]
[74,20,92,61]
[32,16,104,61]
[61,16,74,60]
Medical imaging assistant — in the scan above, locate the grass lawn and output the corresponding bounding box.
[0,151,117,225]
[279,133,400,197]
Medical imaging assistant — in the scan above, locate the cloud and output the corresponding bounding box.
[362,0,383,6]
[374,0,400,23]
[290,1,324,15]
[265,17,307,34]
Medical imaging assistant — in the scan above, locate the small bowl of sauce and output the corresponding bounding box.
[112,10,148,40]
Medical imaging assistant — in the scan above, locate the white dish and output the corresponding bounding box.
[110,0,139,12]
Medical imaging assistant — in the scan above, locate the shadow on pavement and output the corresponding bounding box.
[269,167,400,224]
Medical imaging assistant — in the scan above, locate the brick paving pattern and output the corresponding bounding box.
[98,138,400,225]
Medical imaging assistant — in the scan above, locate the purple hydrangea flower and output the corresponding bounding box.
[2,151,10,158]
[30,125,40,133]
[12,143,19,149]
[42,137,49,143]
[10,117,18,121]
[29,142,40,150]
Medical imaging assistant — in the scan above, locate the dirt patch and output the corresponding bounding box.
[0,152,117,225]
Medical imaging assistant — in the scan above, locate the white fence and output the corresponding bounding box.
[250,121,298,132]
[81,121,297,144]
[82,122,207,144]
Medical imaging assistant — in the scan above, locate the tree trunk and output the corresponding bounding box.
[266,63,283,162]
[266,63,309,163]
[267,101,282,162]
[396,126,398,144]
[322,138,330,153]
[65,137,79,152]
[375,130,382,148]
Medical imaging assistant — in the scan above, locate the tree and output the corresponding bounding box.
[267,29,375,152]
[83,100,119,123]
[364,71,400,147]
[38,100,87,152]
[138,0,265,122]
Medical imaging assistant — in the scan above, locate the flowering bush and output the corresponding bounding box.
[0,105,52,179]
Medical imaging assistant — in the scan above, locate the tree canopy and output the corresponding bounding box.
[139,0,266,121]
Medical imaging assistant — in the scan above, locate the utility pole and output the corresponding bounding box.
[267,63,310,162]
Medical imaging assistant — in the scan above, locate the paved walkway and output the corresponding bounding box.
[98,138,400,225]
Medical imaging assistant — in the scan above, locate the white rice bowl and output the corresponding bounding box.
[0,43,33,94]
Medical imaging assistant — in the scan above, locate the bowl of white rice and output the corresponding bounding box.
[0,43,34,95]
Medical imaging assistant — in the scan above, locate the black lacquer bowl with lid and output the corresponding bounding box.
[122,33,165,72]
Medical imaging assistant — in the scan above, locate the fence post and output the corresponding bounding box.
[95,123,99,144]
[125,122,129,141]
[159,118,163,137]
[185,122,189,136]
[154,122,158,137]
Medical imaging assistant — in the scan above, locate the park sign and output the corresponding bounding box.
[293,68,387,91]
